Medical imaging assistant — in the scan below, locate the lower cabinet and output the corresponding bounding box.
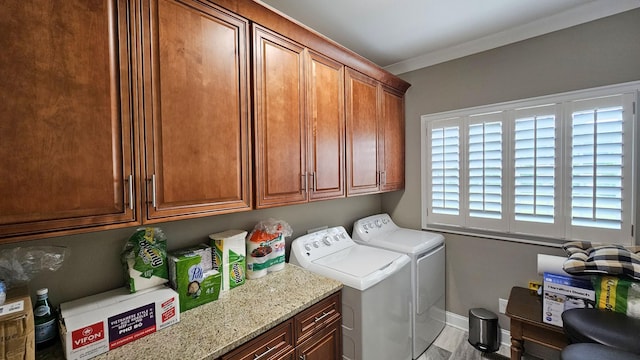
[220,292,342,360]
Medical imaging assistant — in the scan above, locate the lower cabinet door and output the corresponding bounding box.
[295,321,342,360]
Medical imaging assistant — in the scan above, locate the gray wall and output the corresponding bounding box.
[2,195,381,305]
[383,8,640,329]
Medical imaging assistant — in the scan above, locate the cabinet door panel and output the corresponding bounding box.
[307,51,345,201]
[0,0,136,241]
[254,26,307,208]
[380,86,405,191]
[142,0,251,220]
[296,322,342,360]
[345,69,379,195]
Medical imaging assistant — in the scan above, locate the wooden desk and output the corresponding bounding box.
[505,286,568,360]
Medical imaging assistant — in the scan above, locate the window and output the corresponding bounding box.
[421,83,638,245]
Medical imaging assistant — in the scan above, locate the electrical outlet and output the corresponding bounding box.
[499,298,508,314]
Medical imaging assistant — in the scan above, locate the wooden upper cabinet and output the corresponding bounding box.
[0,0,137,242]
[380,85,405,192]
[345,70,406,196]
[307,51,346,201]
[253,25,307,208]
[345,68,381,196]
[140,0,252,221]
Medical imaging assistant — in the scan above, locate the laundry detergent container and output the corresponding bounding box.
[468,308,499,352]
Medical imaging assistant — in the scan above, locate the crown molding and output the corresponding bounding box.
[384,0,640,75]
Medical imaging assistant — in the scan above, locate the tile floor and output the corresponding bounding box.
[416,325,544,360]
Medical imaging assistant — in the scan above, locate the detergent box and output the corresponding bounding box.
[59,285,179,360]
[209,230,247,291]
[542,272,595,326]
[167,244,221,313]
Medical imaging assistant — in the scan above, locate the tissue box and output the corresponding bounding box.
[542,272,595,326]
[59,286,179,360]
[209,230,247,291]
[0,286,34,360]
[168,244,221,312]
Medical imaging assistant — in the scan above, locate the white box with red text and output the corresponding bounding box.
[59,286,179,360]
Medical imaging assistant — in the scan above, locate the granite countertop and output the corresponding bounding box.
[38,263,342,360]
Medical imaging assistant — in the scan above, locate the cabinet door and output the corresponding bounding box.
[295,323,342,360]
[380,85,405,192]
[345,68,380,196]
[140,0,251,221]
[253,26,307,208]
[0,0,136,241]
[307,51,345,201]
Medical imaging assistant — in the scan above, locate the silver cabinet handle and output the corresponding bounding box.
[301,173,307,193]
[254,345,276,360]
[151,174,157,208]
[311,172,317,192]
[127,174,134,210]
[314,311,331,323]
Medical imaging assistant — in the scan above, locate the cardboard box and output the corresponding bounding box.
[209,230,247,291]
[59,286,179,360]
[0,286,34,360]
[168,244,221,313]
[542,272,595,326]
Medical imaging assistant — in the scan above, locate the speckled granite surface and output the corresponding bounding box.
[38,263,341,360]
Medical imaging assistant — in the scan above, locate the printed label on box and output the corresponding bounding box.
[0,299,24,317]
[71,322,105,350]
[543,272,595,326]
[108,303,156,350]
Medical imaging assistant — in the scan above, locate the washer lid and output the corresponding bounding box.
[311,245,410,290]
[359,228,444,255]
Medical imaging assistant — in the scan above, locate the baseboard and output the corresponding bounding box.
[445,311,511,349]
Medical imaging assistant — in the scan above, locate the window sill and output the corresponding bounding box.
[422,225,565,248]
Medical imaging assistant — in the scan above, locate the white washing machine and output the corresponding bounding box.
[352,214,445,359]
[289,226,412,360]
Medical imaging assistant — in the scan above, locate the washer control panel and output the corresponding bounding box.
[352,213,398,241]
[289,226,354,267]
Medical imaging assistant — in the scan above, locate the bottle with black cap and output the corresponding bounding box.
[34,288,58,349]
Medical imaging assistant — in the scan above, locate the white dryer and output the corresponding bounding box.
[352,214,445,359]
[290,226,412,360]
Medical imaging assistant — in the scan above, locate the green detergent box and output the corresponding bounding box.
[167,244,221,313]
[209,230,247,291]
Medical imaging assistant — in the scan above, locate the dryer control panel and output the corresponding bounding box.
[352,213,398,241]
[289,226,354,267]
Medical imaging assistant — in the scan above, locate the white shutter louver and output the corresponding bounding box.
[431,126,460,215]
[468,119,502,220]
[571,105,624,230]
[514,114,556,223]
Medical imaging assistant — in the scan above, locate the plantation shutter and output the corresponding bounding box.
[568,94,634,244]
[426,118,463,226]
[431,125,460,215]
[422,84,636,245]
[466,112,507,230]
[510,105,563,237]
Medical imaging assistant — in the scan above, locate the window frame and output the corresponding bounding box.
[421,81,639,246]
